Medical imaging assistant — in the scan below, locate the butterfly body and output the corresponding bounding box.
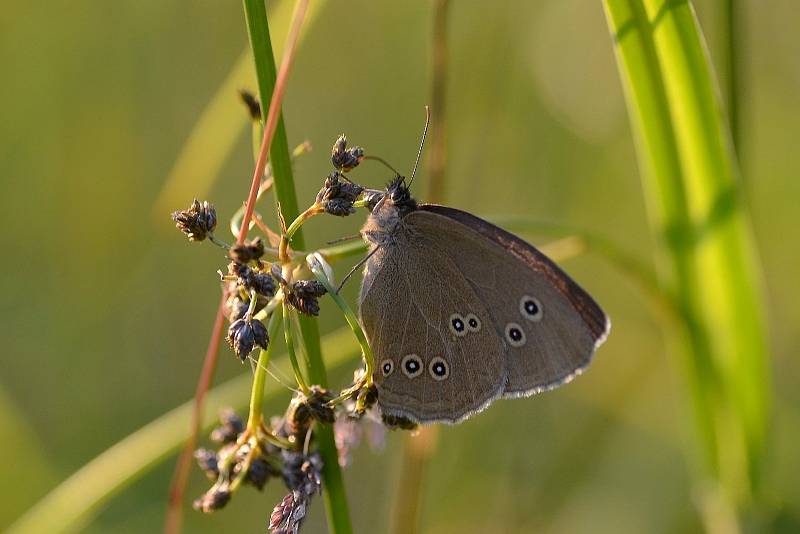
[359,179,610,424]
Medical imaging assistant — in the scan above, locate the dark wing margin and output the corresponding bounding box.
[418,204,610,344]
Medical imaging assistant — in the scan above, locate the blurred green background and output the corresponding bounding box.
[2,0,799,532]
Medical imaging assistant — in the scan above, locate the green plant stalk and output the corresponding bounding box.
[242,1,352,531]
[7,328,359,534]
[307,254,375,378]
[282,301,310,393]
[316,239,368,263]
[603,0,769,515]
[243,0,298,214]
[246,313,283,430]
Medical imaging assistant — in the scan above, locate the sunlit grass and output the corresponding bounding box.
[603,0,769,528]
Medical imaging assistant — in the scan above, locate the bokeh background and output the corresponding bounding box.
[2,0,799,532]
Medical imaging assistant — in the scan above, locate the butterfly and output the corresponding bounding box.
[357,176,609,425]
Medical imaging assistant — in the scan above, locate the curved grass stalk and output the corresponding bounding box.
[245,313,284,430]
[6,328,359,534]
[307,253,375,381]
[603,0,769,524]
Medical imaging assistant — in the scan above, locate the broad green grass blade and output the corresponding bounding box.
[7,328,358,534]
[603,0,769,520]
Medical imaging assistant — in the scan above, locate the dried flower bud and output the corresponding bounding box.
[226,318,269,360]
[281,450,323,497]
[172,199,217,242]
[284,396,313,439]
[193,486,231,513]
[293,280,327,298]
[285,293,319,316]
[210,408,244,444]
[331,135,364,171]
[285,280,327,316]
[225,295,249,323]
[229,237,265,263]
[354,383,378,415]
[194,448,220,479]
[324,198,355,216]
[284,388,334,437]
[315,171,364,217]
[239,89,262,121]
[246,273,277,298]
[246,456,279,490]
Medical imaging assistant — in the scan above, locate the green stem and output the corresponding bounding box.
[246,313,283,431]
[242,0,298,216]
[241,2,353,532]
[283,301,310,393]
[316,239,368,263]
[307,254,375,379]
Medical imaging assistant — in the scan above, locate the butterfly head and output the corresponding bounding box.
[384,175,417,216]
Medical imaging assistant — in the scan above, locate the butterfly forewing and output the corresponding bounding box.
[359,234,506,424]
[410,206,609,397]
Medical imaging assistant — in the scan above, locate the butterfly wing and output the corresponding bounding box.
[411,206,610,397]
[359,236,506,424]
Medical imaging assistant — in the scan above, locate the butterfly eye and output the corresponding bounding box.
[428,357,450,381]
[505,323,527,347]
[465,313,482,332]
[520,295,543,322]
[448,313,467,337]
[380,358,394,377]
[401,354,423,378]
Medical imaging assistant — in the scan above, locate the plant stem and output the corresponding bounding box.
[242,1,353,532]
[280,205,323,261]
[307,254,375,379]
[239,0,307,245]
[246,313,283,430]
[282,302,309,393]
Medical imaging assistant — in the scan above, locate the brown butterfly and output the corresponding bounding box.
[358,176,609,424]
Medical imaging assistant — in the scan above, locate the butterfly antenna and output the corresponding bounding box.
[407,105,431,189]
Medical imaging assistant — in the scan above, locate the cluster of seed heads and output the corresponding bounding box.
[191,403,326,532]
[314,135,367,217]
[172,129,422,532]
